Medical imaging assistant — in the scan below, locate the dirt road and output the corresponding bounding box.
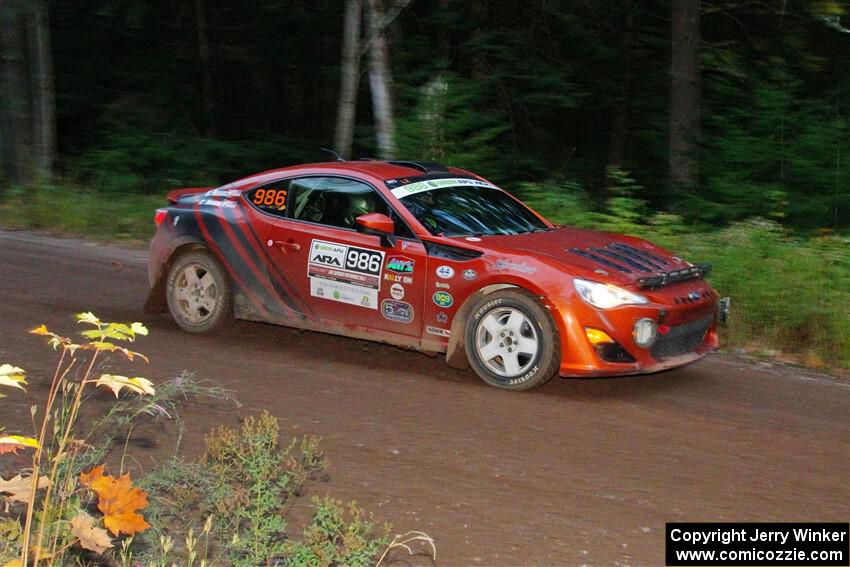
[1,231,847,566]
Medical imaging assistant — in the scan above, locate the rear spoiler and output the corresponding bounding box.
[165,187,213,204]
[636,263,712,289]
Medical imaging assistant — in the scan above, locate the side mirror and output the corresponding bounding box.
[355,213,396,247]
[355,212,394,234]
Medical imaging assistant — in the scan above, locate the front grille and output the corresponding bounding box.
[650,316,712,360]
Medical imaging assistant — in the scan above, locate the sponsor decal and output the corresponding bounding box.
[384,273,413,285]
[462,269,477,281]
[173,216,180,226]
[198,198,237,208]
[386,256,415,274]
[381,300,414,323]
[308,239,384,309]
[426,326,451,338]
[493,259,537,274]
[390,283,405,300]
[432,291,453,308]
[436,312,448,324]
[390,177,497,199]
[204,188,242,198]
[465,236,482,242]
[435,281,450,289]
[436,265,455,279]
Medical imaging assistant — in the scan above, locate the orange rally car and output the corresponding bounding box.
[145,160,730,390]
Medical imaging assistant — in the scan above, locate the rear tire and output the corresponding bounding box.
[464,289,560,390]
[166,250,232,334]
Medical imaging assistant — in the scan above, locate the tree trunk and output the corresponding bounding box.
[0,0,32,186]
[334,0,362,159]
[195,0,216,137]
[669,0,701,191]
[366,0,396,159]
[605,0,635,195]
[28,0,56,181]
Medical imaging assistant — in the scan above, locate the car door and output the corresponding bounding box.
[248,175,427,338]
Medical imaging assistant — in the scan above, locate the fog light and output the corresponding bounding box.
[633,318,657,348]
[585,328,614,345]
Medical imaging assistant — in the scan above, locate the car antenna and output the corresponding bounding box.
[320,148,345,162]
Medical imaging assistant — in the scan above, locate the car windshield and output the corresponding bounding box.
[396,185,549,236]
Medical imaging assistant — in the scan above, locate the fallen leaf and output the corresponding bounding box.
[81,467,150,536]
[79,464,105,487]
[0,474,50,504]
[0,435,39,454]
[70,511,113,554]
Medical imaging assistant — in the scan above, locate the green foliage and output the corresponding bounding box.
[71,129,315,194]
[697,71,850,227]
[663,221,850,369]
[396,73,510,178]
[0,183,162,241]
[282,497,389,567]
[140,412,394,566]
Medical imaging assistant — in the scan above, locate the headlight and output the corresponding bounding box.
[573,278,649,309]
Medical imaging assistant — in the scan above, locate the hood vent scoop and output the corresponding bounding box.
[568,243,671,274]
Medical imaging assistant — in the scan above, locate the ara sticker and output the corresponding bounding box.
[426,326,451,338]
[386,256,415,274]
[432,291,453,308]
[390,283,405,300]
[435,265,455,279]
[381,300,414,323]
[308,239,384,310]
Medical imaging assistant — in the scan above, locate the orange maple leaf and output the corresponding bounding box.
[79,466,150,536]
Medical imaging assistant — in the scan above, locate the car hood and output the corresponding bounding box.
[464,227,690,285]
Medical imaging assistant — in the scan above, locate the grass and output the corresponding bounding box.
[0,184,162,242]
[659,222,850,371]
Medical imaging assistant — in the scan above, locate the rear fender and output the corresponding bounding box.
[143,236,207,314]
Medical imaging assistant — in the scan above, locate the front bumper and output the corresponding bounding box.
[555,283,723,377]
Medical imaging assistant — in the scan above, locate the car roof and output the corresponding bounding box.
[224,160,480,191]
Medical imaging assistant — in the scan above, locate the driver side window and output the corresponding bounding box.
[288,176,415,238]
[289,177,383,229]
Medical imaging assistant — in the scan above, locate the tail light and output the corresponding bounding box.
[154,209,168,227]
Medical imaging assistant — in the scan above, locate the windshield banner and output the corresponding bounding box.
[390,177,497,199]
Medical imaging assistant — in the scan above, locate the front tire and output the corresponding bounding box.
[464,289,561,390]
[166,250,232,334]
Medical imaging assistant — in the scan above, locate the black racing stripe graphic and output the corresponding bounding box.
[219,206,302,315]
[227,207,315,317]
[194,205,273,320]
[211,207,298,323]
